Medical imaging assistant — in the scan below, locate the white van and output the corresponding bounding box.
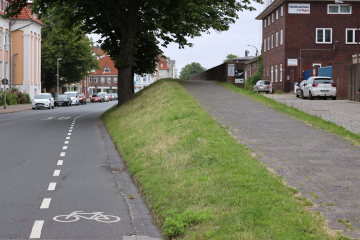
[64,91,80,106]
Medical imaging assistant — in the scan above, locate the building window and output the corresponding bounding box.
[271,35,274,48]
[276,32,278,47]
[281,6,283,16]
[160,64,163,67]
[267,67,269,77]
[143,76,147,83]
[101,77,105,83]
[148,75,150,81]
[264,19,266,28]
[276,10,279,19]
[113,77,118,83]
[328,4,351,14]
[316,28,332,43]
[0,30,2,50]
[0,61,2,78]
[264,39,266,52]
[271,66,273,82]
[346,29,360,43]
[104,66,110,72]
[280,29,283,45]
[280,64,283,82]
[268,37,270,50]
[272,13,274,22]
[94,77,98,83]
[268,17,270,25]
[107,77,111,83]
[4,33,8,51]
[89,77,92,83]
[275,65,278,82]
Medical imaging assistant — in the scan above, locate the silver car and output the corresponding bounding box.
[296,80,307,98]
[302,77,337,100]
[253,80,271,94]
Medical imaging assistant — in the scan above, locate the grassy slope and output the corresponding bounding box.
[102,79,347,240]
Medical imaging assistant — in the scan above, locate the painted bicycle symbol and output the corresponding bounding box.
[53,211,121,223]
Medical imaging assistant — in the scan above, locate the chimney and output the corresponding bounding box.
[245,50,249,57]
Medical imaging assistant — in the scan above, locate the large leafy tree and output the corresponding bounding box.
[179,62,207,80]
[223,54,239,63]
[7,0,261,106]
[40,6,100,92]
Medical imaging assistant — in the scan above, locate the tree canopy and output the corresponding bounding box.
[40,6,100,92]
[179,62,207,80]
[223,54,239,63]
[7,0,261,105]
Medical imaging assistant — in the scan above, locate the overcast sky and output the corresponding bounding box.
[87,3,265,75]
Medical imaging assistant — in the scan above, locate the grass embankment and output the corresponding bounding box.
[102,79,347,239]
[219,82,360,146]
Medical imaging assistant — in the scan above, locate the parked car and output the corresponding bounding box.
[111,93,118,100]
[78,93,86,105]
[253,80,271,93]
[55,94,72,107]
[64,91,80,105]
[302,76,337,100]
[107,93,113,101]
[296,80,307,98]
[90,94,103,103]
[98,92,109,102]
[32,93,55,110]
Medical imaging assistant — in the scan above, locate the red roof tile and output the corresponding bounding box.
[12,6,43,25]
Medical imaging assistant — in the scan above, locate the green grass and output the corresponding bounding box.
[219,82,360,146]
[102,79,347,239]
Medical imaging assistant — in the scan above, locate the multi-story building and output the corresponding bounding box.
[0,1,43,99]
[257,0,359,92]
[155,55,176,80]
[134,73,156,93]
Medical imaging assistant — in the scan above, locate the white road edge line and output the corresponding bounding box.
[48,182,56,191]
[40,198,51,209]
[57,160,63,165]
[60,152,66,157]
[29,220,44,238]
[53,170,61,176]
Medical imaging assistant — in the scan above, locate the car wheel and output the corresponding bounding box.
[266,91,269,94]
[301,91,305,99]
[309,91,313,100]
[48,105,51,109]
[52,104,54,109]
[32,107,35,110]
[67,102,69,107]
[84,101,86,105]
[332,97,337,100]
[296,91,299,98]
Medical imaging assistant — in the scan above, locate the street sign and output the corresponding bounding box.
[1,79,8,85]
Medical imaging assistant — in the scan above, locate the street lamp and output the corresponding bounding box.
[57,58,62,95]
[336,0,359,63]
[247,44,259,56]
[3,43,10,109]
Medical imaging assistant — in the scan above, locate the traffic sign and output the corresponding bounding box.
[1,79,8,85]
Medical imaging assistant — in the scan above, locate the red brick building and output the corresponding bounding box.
[257,0,359,92]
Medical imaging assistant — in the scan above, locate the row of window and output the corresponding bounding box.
[316,28,360,44]
[264,29,283,51]
[135,74,151,83]
[264,65,283,82]
[89,76,118,83]
[264,6,284,27]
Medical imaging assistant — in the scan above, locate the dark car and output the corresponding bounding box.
[55,94,71,107]
[79,93,86,105]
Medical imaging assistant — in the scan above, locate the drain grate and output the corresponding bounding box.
[101,166,122,172]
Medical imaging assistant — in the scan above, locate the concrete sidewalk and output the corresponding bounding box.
[0,104,32,114]
[181,80,360,239]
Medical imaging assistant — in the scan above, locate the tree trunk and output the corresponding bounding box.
[117,66,134,106]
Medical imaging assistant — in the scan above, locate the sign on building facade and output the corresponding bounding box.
[228,64,235,77]
[235,69,244,83]
[288,4,310,14]
[287,59,298,66]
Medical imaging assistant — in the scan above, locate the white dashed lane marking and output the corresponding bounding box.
[53,170,61,176]
[40,198,51,209]
[67,133,71,136]
[62,146,67,150]
[29,220,44,238]
[57,160,63,165]
[64,141,69,144]
[48,183,56,191]
[66,137,70,140]
[60,152,66,157]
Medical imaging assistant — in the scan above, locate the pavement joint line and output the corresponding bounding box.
[60,152,66,157]
[53,170,60,176]
[40,198,51,209]
[62,146,67,150]
[57,160,63,165]
[47,182,56,191]
[29,220,44,238]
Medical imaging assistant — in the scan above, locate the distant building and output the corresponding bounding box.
[155,55,176,80]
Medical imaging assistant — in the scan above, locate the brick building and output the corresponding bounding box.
[257,0,359,92]
[244,57,260,80]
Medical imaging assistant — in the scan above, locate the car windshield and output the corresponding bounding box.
[35,95,49,99]
[92,94,99,97]
[68,93,76,97]
[314,79,334,84]
[260,81,270,85]
[57,95,68,98]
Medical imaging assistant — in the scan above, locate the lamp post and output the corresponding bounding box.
[247,44,259,56]
[57,58,62,95]
[336,0,358,63]
[3,43,10,109]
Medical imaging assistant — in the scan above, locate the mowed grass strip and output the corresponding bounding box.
[219,82,360,146]
[102,79,347,240]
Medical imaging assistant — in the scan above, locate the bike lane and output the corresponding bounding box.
[28,106,135,239]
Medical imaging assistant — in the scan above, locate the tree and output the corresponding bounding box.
[40,6,100,92]
[223,54,238,63]
[179,62,207,80]
[7,0,261,106]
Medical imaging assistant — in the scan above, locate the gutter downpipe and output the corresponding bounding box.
[10,20,35,88]
[299,42,338,79]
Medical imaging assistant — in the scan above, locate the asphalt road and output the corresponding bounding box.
[0,102,136,239]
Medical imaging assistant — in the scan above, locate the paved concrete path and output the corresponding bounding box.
[265,93,360,135]
[181,80,360,239]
